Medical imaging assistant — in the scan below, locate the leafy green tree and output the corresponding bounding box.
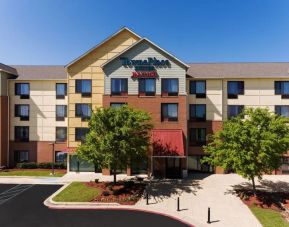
[203,107,289,194]
[77,105,152,184]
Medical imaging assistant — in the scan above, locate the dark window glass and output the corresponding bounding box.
[190,81,206,98]
[55,151,67,163]
[75,104,91,121]
[56,105,67,121]
[111,78,128,95]
[189,104,206,121]
[275,105,289,117]
[15,126,29,142]
[15,104,29,121]
[15,83,30,99]
[227,105,244,119]
[275,81,289,98]
[56,83,67,99]
[56,127,67,142]
[76,80,92,97]
[139,78,156,96]
[227,81,244,99]
[161,103,178,121]
[161,79,179,96]
[75,128,89,142]
[110,103,126,108]
[190,128,206,146]
[14,150,29,163]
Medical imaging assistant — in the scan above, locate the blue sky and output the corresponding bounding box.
[1,0,289,65]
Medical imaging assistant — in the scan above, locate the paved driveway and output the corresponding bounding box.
[0,184,189,227]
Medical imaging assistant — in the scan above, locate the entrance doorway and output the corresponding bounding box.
[166,158,181,178]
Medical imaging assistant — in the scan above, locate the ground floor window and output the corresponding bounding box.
[188,156,213,173]
[14,150,29,163]
[55,151,67,163]
[69,155,101,172]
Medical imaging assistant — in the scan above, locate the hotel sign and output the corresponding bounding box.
[120,57,170,78]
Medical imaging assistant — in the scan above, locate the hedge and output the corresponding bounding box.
[16,162,67,169]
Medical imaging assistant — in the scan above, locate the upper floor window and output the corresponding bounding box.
[189,104,206,121]
[56,105,67,121]
[56,127,67,142]
[75,104,91,121]
[275,105,289,117]
[76,80,91,97]
[75,128,89,142]
[111,78,128,95]
[15,126,29,142]
[15,83,29,99]
[139,78,156,96]
[227,105,244,119]
[227,81,244,99]
[14,150,29,163]
[56,83,67,99]
[161,79,178,96]
[110,103,126,108]
[190,81,206,98]
[15,104,29,121]
[190,128,206,146]
[275,81,289,98]
[161,103,178,121]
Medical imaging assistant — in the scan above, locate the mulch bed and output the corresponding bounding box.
[86,181,146,205]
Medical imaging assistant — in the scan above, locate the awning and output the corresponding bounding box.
[152,129,185,157]
[62,147,76,154]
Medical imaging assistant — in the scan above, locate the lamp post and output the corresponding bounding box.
[49,141,55,175]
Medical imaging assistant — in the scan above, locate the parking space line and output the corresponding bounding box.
[0,184,33,205]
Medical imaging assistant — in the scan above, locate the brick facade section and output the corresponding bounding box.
[0,96,9,166]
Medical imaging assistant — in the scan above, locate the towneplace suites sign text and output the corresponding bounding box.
[120,57,170,78]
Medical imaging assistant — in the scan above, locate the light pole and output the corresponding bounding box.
[49,141,55,175]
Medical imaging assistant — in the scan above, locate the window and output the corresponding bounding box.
[75,104,91,121]
[110,103,126,108]
[76,80,92,97]
[190,128,206,146]
[55,151,67,163]
[56,127,67,142]
[227,105,244,119]
[15,126,29,142]
[15,104,29,121]
[56,105,67,121]
[15,83,29,99]
[75,128,89,142]
[275,81,289,98]
[162,79,178,96]
[56,83,67,99]
[14,150,29,163]
[275,106,289,117]
[139,78,156,96]
[111,78,128,95]
[227,81,244,99]
[189,104,206,121]
[190,81,206,98]
[161,103,178,121]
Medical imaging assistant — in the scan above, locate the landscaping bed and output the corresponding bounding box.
[53,181,146,205]
[0,169,66,177]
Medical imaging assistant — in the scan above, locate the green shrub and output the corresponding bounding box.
[95,179,99,183]
[102,191,110,196]
[124,181,134,188]
[16,162,38,169]
[16,162,67,169]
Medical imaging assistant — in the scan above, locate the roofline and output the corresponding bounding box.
[65,27,141,68]
[101,37,189,69]
[187,62,289,64]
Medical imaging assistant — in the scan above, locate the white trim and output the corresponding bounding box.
[65,27,141,68]
[101,38,189,69]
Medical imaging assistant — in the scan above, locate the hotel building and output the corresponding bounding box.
[0,27,289,177]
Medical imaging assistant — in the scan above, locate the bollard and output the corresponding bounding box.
[207,207,211,224]
[177,197,180,211]
[146,192,149,205]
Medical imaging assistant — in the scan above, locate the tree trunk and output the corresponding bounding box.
[251,176,256,195]
[113,167,116,184]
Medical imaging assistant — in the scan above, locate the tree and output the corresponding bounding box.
[202,107,289,194]
[76,105,153,184]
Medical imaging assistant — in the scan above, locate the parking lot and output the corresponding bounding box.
[0,184,189,227]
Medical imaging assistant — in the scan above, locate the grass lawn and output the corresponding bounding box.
[250,206,289,227]
[53,182,101,202]
[0,169,65,177]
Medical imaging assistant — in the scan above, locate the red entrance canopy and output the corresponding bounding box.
[152,129,185,156]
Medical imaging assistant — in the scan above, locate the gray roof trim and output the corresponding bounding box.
[0,63,18,76]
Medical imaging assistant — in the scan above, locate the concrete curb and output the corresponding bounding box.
[0,176,63,179]
[43,183,204,227]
